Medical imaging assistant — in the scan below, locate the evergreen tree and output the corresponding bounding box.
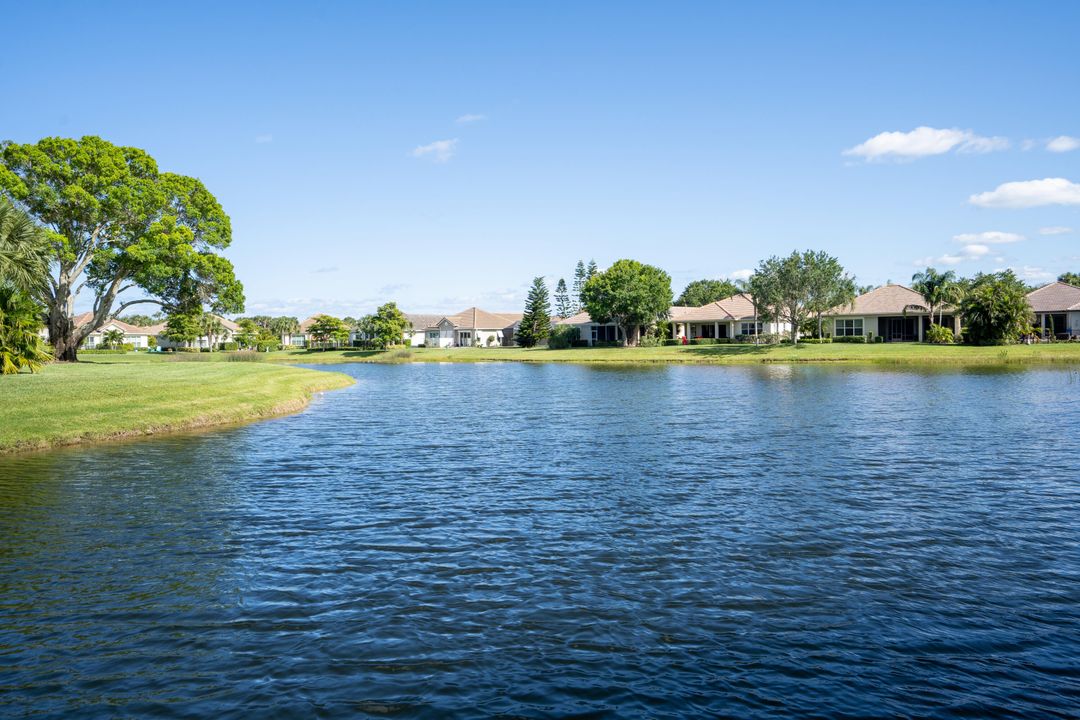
[571,260,587,313]
[516,276,551,348]
[554,278,571,318]
[586,259,598,279]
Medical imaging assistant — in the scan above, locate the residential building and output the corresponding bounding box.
[827,284,958,342]
[1027,281,1080,339]
[420,307,524,347]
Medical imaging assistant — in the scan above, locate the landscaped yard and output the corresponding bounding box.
[0,356,353,454]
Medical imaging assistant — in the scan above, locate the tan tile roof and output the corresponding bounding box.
[556,311,593,325]
[75,312,158,336]
[405,313,442,330]
[299,314,328,332]
[434,307,523,330]
[1027,281,1080,312]
[831,284,937,316]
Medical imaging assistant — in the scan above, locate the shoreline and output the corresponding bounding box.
[0,362,354,456]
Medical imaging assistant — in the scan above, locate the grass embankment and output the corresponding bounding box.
[0,357,353,454]
[262,342,1080,366]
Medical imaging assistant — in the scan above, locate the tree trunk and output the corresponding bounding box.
[48,273,80,362]
[624,324,640,347]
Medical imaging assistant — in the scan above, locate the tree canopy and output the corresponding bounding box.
[581,259,671,346]
[804,252,856,338]
[0,136,244,360]
[516,277,551,348]
[908,267,959,326]
[675,278,739,307]
[959,270,1033,345]
[554,278,571,318]
[748,250,851,343]
[1059,271,1080,288]
[308,315,350,347]
[365,302,410,348]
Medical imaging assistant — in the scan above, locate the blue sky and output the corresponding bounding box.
[3,1,1078,316]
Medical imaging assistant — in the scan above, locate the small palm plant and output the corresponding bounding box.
[907,267,959,326]
[102,328,125,349]
[0,283,50,374]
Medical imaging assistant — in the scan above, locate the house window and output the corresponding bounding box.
[459,331,472,345]
[740,322,762,336]
[426,331,439,344]
[592,325,617,342]
[835,319,863,337]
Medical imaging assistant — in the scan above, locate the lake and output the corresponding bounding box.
[2,363,1078,718]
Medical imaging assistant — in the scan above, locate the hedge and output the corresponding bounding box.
[833,336,867,343]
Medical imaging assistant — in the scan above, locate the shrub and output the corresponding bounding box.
[689,338,718,345]
[548,325,580,349]
[570,339,590,347]
[833,335,867,343]
[225,350,265,362]
[592,340,622,348]
[662,339,682,346]
[79,348,128,354]
[925,324,955,344]
[176,347,201,353]
[221,341,239,351]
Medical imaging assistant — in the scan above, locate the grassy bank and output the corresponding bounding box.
[0,358,353,454]
[263,342,1080,366]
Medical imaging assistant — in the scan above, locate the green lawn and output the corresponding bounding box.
[0,356,353,454]
[261,342,1080,366]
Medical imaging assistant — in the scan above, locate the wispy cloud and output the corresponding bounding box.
[1046,135,1079,153]
[844,126,1009,161]
[728,269,753,281]
[916,242,994,267]
[1039,226,1072,235]
[254,133,273,144]
[952,231,1025,244]
[1017,266,1054,281]
[456,113,486,124]
[411,138,459,163]
[969,178,1080,208]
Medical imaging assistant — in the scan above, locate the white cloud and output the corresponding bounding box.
[952,231,1025,244]
[456,113,486,124]
[728,268,753,281]
[1018,266,1054,281]
[254,133,273,144]
[843,126,1009,161]
[1046,135,1080,153]
[411,138,459,163]
[969,178,1080,208]
[917,242,994,266]
[1039,226,1072,235]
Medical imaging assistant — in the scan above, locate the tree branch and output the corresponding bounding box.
[71,223,106,279]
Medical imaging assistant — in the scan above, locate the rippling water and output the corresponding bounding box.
[2,363,1079,718]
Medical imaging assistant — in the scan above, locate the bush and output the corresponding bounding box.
[79,348,128,354]
[570,339,590,347]
[175,347,201,353]
[799,337,832,344]
[548,325,580,349]
[221,341,239,351]
[662,338,682,346]
[833,335,867,343]
[224,350,265,362]
[593,340,622,348]
[925,324,955,344]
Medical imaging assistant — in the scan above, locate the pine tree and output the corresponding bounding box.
[554,278,571,318]
[586,259,598,279]
[516,276,551,348]
[571,260,587,313]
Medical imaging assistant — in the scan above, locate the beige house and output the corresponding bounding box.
[421,307,524,347]
[150,315,240,350]
[555,294,789,346]
[1027,281,1080,339]
[72,313,158,349]
[828,284,959,342]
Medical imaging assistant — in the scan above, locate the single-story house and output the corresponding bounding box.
[556,294,790,346]
[1027,281,1080,339]
[669,293,790,341]
[827,284,959,342]
[70,313,159,349]
[147,315,240,350]
[421,307,524,347]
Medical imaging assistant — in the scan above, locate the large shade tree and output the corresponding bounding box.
[0,136,244,361]
[748,251,815,344]
[804,251,856,338]
[581,259,672,346]
[675,278,739,307]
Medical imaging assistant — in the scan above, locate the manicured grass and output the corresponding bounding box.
[260,342,1080,366]
[0,357,354,454]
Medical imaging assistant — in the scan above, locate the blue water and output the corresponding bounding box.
[1,363,1079,718]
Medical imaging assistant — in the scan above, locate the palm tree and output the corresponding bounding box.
[0,197,50,298]
[199,314,225,351]
[908,267,958,327]
[0,283,50,374]
[102,328,125,349]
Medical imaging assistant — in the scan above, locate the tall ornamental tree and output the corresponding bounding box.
[907,267,959,326]
[959,270,1033,345]
[748,250,816,345]
[268,316,300,346]
[804,251,856,338]
[675,278,739,307]
[554,278,571,318]
[0,136,244,361]
[516,276,551,348]
[164,311,201,348]
[571,260,588,314]
[581,259,672,346]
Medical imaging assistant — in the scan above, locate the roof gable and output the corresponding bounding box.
[831,284,934,316]
[1027,281,1080,312]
